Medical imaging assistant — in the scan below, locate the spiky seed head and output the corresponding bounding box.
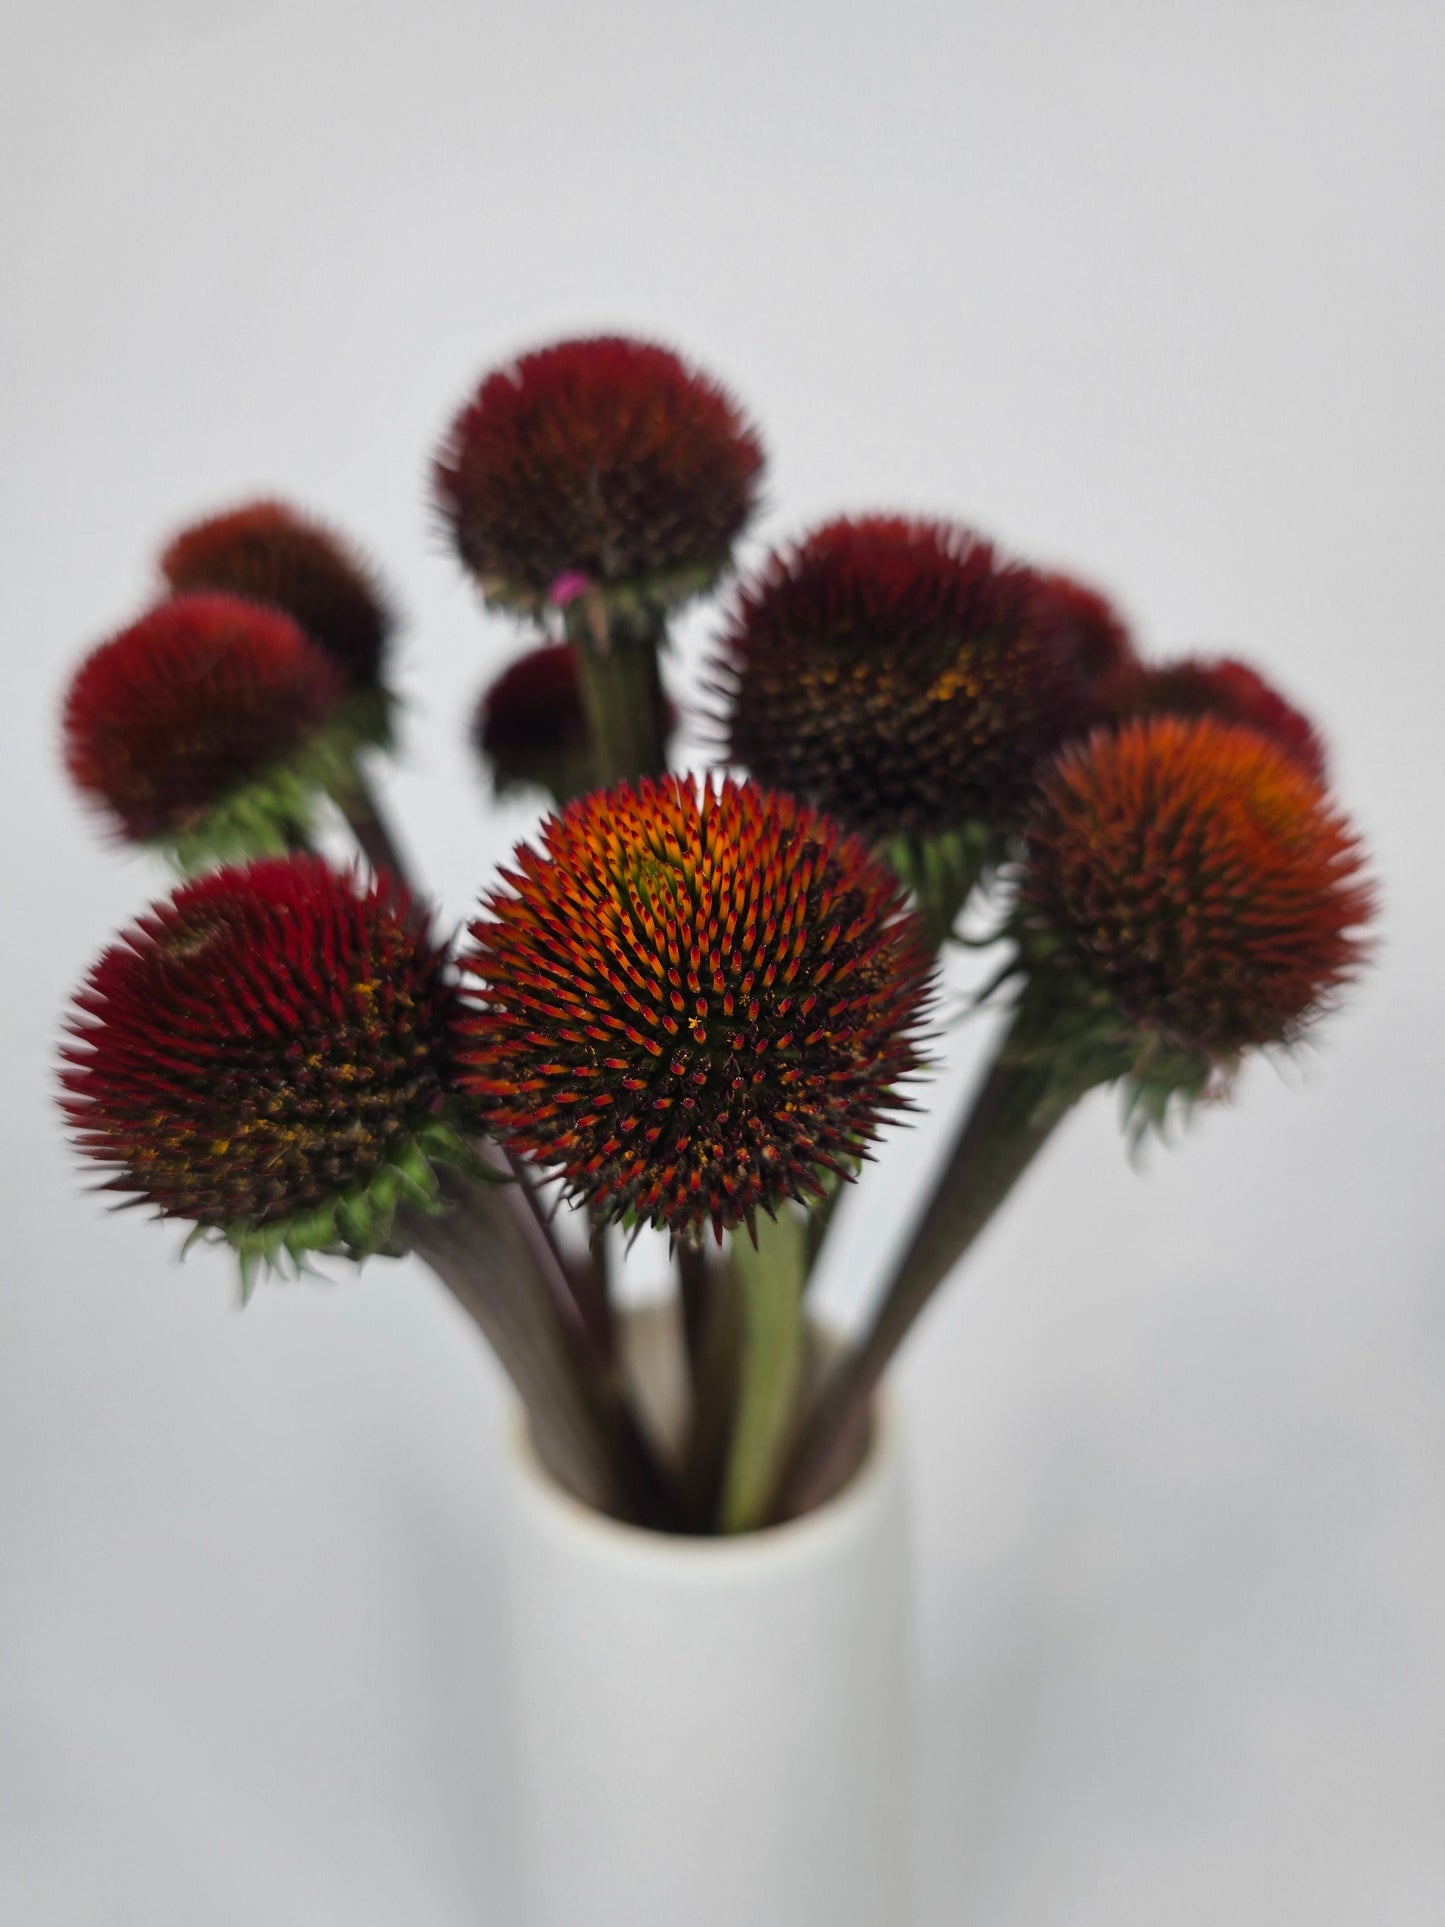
[473,640,677,802]
[1016,716,1373,1065]
[160,499,393,686]
[433,335,765,614]
[455,776,934,1241]
[60,856,466,1270]
[716,516,1102,843]
[1030,569,1137,691]
[62,593,346,858]
[1096,654,1328,783]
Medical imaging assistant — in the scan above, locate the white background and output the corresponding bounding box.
[3,2,1443,1921]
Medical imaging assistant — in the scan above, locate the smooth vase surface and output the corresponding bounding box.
[499,1311,911,1927]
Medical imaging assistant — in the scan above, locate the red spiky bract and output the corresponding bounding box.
[160,499,393,685]
[60,857,459,1230]
[434,335,765,604]
[62,594,345,842]
[1018,717,1373,1057]
[456,776,934,1241]
[1096,654,1328,784]
[717,517,1101,841]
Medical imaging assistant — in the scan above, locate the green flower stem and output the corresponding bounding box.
[564,593,671,787]
[779,1013,1077,1519]
[719,1206,809,1534]
[404,1162,677,1528]
[887,824,992,952]
[339,763,413,889]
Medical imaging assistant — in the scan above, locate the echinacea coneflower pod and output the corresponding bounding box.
[782,716,1374,1517]
[62,593,350,868]
[436,334,763,785]
[456,775,934,1245]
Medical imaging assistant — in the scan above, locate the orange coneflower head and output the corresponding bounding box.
[456,775,934,1241]
[1095,653,1328,784]
[1017,715,1373,1063]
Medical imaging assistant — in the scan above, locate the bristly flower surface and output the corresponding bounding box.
[60,857,467,1277]
[716,517,1112,844]
[456,776,934,1241]
[433,335,765,614]
[1095,654,1328,784]
[63,593,348,862]
[160,499,394,687]
[1011,717,1373,1108]
[1030,569,1137,693]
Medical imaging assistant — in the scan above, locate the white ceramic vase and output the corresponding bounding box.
[498,1308,912,1927]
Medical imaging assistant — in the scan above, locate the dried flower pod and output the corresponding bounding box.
[1096,653,1328,783]
[434,335,765,615]
[62,593,350,866]
[160,499,393,687]
[716,517,1101,844]
[1012,716,1373,1110]
[456,776,933,1241]
[60,856,467,1279]
[473,641,678,803]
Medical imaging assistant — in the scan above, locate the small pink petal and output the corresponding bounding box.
[548,570,593,609]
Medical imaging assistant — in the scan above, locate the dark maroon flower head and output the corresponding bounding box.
[455,776,934,1241]
[433,335,765,611]
[1029,570,1137,692]
[473,640,677,801]
[160,499,393,686]
[716,516,1101,843]
[60,857,463,1265]
[62,593,345,846]
[1095,654,1328,784]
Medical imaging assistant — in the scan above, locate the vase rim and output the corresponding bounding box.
[504,1390,899,1571]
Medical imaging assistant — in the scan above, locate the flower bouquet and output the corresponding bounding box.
[56,333,1374,1924]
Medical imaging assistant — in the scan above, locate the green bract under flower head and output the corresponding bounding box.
[62,593,358,869]
[61,856,470,1285]
[1006,715,1374,1125]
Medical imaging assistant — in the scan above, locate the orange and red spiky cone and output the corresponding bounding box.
[455,776,934,1241]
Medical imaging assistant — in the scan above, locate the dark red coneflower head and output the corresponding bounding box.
[62,593,346,859]
[1030,569,1137,696]
[1095,654,1328,784]
[1015,716,1372,1070]
[716,517,1110,844]
[61,857,465,1275]
[434,335,765,613]
[473,640,678,803]
[456,776,934,1241]
[160,499,393,687]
